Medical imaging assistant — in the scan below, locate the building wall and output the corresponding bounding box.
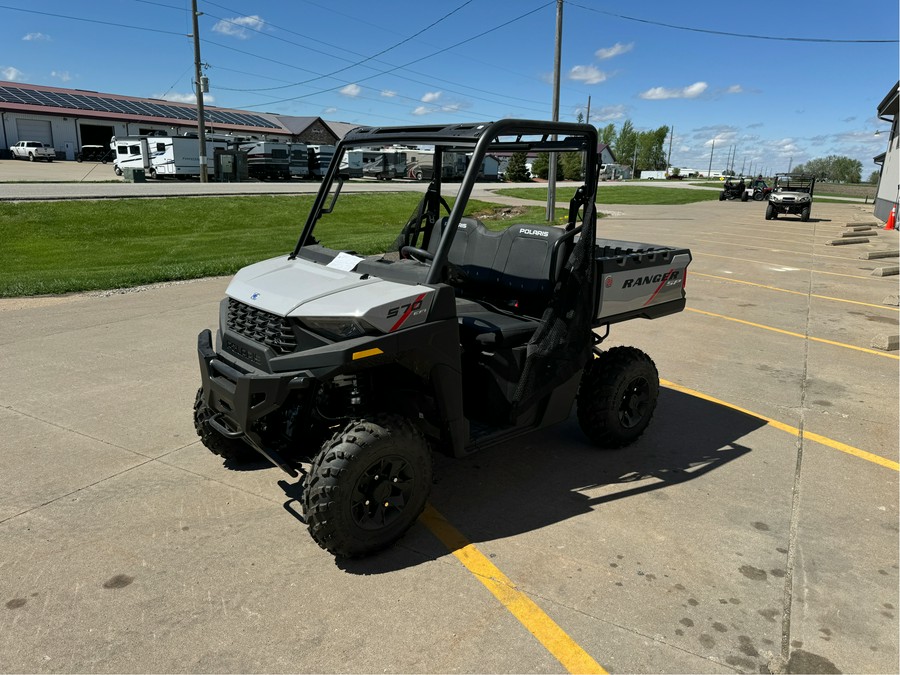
[874,117,899,222]
[2,109,293,159]
[293,119,337,145]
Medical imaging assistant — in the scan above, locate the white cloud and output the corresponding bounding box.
[322,107,338,114]
[726,84,743,94]
[568,65,607,85]
[412,106,431,116]
[421,91,441,103]
[592,104,627,122]
[381,90,397,98]
[340,83,361,97]
[211,15,264,39]
[50,70,71,82]
[640,81,708,100]
[152,91,215,104]
[1,66,25,81]
[595,42,633,60]
[22,32,50,41]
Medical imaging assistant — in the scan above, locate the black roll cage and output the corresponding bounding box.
[291,119,601,285]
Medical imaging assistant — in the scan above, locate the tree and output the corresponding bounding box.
[531,152,568,180]
[560,151,584,181]
[598,123,616,148]
[868,170,881,184]
[793,155,862,183]
[505,151,529,182]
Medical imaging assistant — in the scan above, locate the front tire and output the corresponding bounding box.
[765,203,776,220]
[800,206,811,222]
[302,415,432,557]
[577,347,659,448]
[193,388,259,463]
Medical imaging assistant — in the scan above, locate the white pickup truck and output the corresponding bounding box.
[9,141,55,162]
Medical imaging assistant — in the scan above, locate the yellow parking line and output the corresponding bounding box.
[421,504,607,674]
[691,272,899,312]
[695,238,861,262]
[661,379,899,471]
[694,252,884,281]
[686,307,900,360]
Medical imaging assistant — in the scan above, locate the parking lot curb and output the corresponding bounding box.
[828,237,869,245]
[871,334,900,351]
[860,250,900,259]
[871,265,900,277]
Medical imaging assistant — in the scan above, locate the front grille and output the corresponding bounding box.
[226,299,297,355]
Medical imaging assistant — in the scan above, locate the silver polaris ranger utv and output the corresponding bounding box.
[195,119,692,557]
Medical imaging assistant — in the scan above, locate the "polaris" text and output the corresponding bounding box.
[519,228,549,237]
[622,270,681,288]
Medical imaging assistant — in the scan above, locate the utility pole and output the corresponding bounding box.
[546,0,562,221]
[787,156,793,173]
[191,0,208,183]
[666,125,673,172]
[707,139,715,178]
[585,95,591,124]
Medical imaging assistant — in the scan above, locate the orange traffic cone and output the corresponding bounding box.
[886,205,896,231]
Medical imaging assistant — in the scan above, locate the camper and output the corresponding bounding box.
[287,142,310,179]
[111,135,150,176]
[240,140,291,180]
[340,149,365,178]
[362,150,407,180]
[307,144,336,179]
[404,149,468,181]
[112,135,229,179]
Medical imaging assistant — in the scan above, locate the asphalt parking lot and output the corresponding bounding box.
[0,193,897,674]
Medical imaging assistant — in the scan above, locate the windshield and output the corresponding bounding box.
[298,123,594,253]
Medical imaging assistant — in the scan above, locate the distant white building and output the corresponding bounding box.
[873,81,899,222]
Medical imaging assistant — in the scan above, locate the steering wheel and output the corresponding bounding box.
[400,246,434,264]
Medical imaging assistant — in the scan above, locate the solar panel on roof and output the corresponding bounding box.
[0,85,279,129]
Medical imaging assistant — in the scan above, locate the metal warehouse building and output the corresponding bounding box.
[0,80,351,160]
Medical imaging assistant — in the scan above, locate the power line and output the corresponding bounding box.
[568,1,899,43]
[235,1,555,109]
[0,3,187,36]
[204,0,476,92]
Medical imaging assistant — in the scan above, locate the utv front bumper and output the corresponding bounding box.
[197,328,312,475]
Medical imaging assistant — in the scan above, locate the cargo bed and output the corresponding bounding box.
[593,239,692,326]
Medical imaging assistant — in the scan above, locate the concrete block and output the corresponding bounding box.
[871,265,899,277]
[860,250,900,259]
[847,221,880,227]
[883,295,899,306]
[846,225,877,231]
[840,230,877,237]
[827,237,869,245]
[870,334,900,351]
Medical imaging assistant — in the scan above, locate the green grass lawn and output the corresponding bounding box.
[496,185,721,205]
[0,194,566,297]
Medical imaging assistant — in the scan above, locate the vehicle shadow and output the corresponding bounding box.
[278,387,767,574]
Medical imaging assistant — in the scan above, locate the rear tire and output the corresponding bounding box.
[302,415,432,557]
[577,347,659,448]
[719,192,725,201]
[193,388,259,463]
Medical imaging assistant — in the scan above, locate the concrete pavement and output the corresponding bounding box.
[0,197,897,673]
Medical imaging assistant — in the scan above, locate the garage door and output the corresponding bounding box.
[16,119,53,146]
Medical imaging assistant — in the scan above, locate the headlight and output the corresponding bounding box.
[300,317,378,341]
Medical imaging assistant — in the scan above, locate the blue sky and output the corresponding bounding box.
[2,0,897,174]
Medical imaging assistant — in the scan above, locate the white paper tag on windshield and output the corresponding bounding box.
[326,252,365,272]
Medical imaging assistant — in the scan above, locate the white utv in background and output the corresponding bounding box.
[195,119,692,557]
[766,173,816,221]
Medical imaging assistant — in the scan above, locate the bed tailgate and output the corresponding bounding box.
[592,239,692,325]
